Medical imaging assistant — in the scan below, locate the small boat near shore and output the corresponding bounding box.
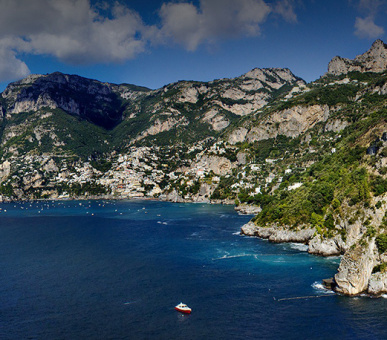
[175,302,192,314]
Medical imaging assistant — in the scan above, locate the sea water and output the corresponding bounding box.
[0,200,387,339]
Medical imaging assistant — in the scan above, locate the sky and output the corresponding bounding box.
[0,0,386,92]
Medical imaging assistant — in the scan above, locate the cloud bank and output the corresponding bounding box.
[353,0,385,39]
[0,0,298,82]
[159,0,271,51]
[355,16,384,39]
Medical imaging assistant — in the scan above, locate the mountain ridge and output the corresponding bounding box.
[0,66,304,149]
[328,39,387,75]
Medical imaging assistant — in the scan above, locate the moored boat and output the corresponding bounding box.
[175,302,191,314]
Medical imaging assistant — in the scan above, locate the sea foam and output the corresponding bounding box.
[289,243,309,252]
[311,281,335,294]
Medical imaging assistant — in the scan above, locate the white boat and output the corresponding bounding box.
[175,302,192,314]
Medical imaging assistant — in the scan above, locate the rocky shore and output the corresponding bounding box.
[240,200,387,298]
[235,204,262,215]
[241,221,315,243]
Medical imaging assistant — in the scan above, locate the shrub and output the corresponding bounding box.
[376,233,387,253]
[373,262,387,273]
[371,176,387,196]
[366,225,376,238]
[332,198,341,210]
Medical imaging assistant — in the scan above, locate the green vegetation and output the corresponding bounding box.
[0,182,14,197]
[90,159,112,173]
[250,97,387,236]
[373,262,387,273]
[371,176,387,196]
[376,234,387,254]
[57,182,108,197]
[210,176,236,200]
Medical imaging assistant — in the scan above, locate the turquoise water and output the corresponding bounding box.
[0,200,387,339]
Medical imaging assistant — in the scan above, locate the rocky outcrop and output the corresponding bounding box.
[0,161,11,180]
[241,222,315,243]
[241,196,387,295]
[2,72,150,129]
[194,182,214,203]
[230,105,330,143]
[202,109,230,131]
[242,68,304,88]
[368,272,387,295]
[137,116,189,140]
[308,235,345,256]
[160,189,185,203]
[324,119,349,133]
[235,204,261,215]
[191,155,235,176]
[327,39,387,75]
[42,159,59,173]
[228,128,249,144]
[334,240,377,295]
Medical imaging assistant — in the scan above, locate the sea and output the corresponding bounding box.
[0,200,387,340]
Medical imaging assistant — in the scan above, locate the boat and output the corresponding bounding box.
[175,302,192,314]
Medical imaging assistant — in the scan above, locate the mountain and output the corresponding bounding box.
[328,39,387,75]
[1,40,387,296]
[1,72,150,129]
[0,67,303,157]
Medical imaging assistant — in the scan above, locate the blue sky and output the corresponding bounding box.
[0,0,386,92]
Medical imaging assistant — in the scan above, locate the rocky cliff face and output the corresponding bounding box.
[241,221,315,243]
[335,240,377,295]
[1,72,151,129]
[227,104,330,144]
[328,39,387,75]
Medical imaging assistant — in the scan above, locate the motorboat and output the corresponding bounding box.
[175,302,191,314]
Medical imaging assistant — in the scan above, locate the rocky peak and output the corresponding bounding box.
[327,39,387,75]
[1,72,131,129]
[242,67,303,86]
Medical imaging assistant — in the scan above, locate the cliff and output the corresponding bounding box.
[327,39,387,75]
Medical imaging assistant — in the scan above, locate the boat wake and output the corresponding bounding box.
[212,254,255,260]
[123,301,137,305]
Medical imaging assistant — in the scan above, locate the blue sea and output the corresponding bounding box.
[1,200,387,339]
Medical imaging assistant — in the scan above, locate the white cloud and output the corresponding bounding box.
[274,0,298,23]
[0,0,301,82]
[358,0,384,14]
[354,16,384,39]
[0,0,149,64]
[0,0,151,82]
[159,0,271,51]
[353,0,386,39]
[0,47,30,82]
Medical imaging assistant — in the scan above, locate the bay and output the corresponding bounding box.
[0,200,386,339]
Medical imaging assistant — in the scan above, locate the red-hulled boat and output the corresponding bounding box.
[175,302,192,314]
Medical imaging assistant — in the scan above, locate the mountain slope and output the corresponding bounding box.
[0,67,303,155]
[1,72,150,129]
